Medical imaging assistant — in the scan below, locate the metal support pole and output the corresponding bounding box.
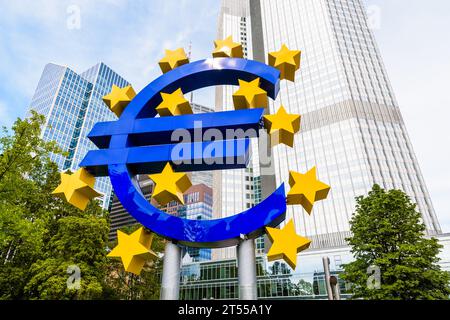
[160,241,182,300]
[237,239,257,300]
[330,276,341,300]
[322,256,334,300]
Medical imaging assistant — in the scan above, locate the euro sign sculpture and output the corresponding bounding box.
[80,57,288,246]
[53,40,331,276]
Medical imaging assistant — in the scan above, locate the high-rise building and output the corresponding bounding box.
[214,0,441,260]
[28,62,130,210]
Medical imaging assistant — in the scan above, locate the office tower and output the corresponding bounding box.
[215,0,441,259]
[28,62,130,210]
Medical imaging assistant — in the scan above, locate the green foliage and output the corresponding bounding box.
[0,113,166,300]
[0,112,60,299]
[0,113,110,299]
[293,279,313,296]
[341,184,450,300]
[24,211,109,300]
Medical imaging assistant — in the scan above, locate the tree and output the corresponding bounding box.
[0,113,110,299]
[24,207,109,300]
[341,184,450,300]
[0,113,166,300]
[294,279,313,297]
[0,112,61,299]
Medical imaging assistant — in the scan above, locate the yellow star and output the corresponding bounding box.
[156,88,193,116]
[107,227,158,275]
[158,48,190,74]
[232,78,268,110]
[266,220,311,269]
[52,168,101,211]
[102,85,136,117]
[268,44,301,81]
[287,167,331,214]
[148,163,192,206]
[263,106,301,147]
[212,36,243,58]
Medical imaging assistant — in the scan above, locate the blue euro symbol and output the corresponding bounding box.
[80,58,287,248]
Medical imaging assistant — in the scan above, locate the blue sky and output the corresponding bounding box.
[0,0,449,232]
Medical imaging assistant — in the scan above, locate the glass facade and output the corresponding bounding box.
[180,254,352,300]
[214,0,441,261]
[179,234,450,300]
[28,62,130,209]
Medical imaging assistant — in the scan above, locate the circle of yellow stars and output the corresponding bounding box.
[52,36,331,274]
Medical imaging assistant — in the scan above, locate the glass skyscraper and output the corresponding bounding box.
[214,0,441,259]
[28,62,130,210]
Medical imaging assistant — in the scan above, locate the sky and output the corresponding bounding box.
[0,0,449,232]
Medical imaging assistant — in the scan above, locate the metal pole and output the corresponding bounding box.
[322,256,334,300]
[160,241,182,300]
[237,239,257,300]
[330,276,341,300]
